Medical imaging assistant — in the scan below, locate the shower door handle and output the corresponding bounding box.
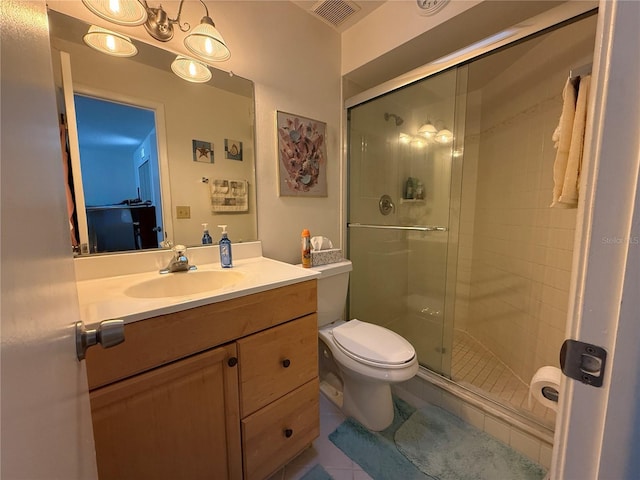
[348,223,448,232]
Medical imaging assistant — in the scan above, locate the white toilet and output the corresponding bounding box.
[311,260,418,431]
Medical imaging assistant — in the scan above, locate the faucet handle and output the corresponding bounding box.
[173,244,187,256]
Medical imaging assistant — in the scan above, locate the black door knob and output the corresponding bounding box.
[228,357,238,367]
[282,359,291,368]
[284,428,293,438]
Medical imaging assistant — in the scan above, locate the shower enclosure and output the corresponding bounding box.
[347,12,597,429]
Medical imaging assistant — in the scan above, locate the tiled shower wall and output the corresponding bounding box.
[454,15,597,384]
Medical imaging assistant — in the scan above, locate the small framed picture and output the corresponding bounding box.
[225,139,243,161]
[193,140,213,163]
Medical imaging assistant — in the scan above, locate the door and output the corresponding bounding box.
[552,0,640,478]
[347,67,459,376]
[0,1,98,478]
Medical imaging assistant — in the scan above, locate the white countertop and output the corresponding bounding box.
[76,256,320,326]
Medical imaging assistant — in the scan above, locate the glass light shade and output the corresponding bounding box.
[83,26,137,57]
[81,0,147,26]
[171,56,212,83]
[411,136,427,148]
[435,128,453,144]
[184,18,231,62]
[417,122,437,138]
[399,133,412,144]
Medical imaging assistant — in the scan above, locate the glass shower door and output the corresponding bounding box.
[347,68,461,376]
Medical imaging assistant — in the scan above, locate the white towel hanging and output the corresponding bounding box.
[551,74,590,209]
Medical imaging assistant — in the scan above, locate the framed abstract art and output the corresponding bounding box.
[276,111,327,197]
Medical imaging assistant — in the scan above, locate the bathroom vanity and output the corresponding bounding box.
[77,248,320,480]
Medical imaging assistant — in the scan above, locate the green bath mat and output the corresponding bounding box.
[329,398,546,480]
[395,404,547,480]
[329,397,430,479]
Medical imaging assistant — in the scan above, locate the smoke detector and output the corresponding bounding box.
[311,0,361,28]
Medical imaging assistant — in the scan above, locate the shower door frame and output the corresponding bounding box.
[344,0,599,424]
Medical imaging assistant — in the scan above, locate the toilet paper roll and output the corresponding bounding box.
[529,366,561,412]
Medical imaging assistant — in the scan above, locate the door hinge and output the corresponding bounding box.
[560,339,607,387]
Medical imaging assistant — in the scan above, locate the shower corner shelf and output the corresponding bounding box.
[400,198,426,204]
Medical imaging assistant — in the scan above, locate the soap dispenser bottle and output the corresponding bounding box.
[201,223,213,245]
[218,225,233,268]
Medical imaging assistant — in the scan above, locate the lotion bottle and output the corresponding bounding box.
[201,223,213,244]
[218,225,233,268]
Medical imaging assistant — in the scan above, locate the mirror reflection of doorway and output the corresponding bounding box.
[73,94,163,253]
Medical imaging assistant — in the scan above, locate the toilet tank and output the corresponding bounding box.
[310,260,352,327]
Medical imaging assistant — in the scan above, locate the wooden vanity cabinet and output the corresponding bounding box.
[85,280,318,480]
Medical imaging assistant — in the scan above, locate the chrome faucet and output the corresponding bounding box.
[160,245,197,274]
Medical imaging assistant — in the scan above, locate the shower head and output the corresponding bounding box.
[384,112,404,126]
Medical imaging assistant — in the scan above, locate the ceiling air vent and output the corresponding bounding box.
[312,0,361,28]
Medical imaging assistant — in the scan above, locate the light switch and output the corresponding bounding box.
[176,206,191,219]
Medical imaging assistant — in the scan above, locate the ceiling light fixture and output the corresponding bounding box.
[82,0,230,62]
[83,25,138,57]
[142,0,189,42]
[81,0,148,26]
[435,127,453,144]
[399,133,412,144]
[417,121,437,138]
[184,2,230,62]
[171,55,212,83]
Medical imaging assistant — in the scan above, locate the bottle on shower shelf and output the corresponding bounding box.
[405,177,415,199]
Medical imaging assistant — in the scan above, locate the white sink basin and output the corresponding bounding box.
[124,270,245,298]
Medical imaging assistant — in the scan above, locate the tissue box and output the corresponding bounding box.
[311,249,343,267]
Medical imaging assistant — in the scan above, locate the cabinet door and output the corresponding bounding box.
[90,344,242,480]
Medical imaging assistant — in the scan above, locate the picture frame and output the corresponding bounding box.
[276,111,327,197]
[224,139,243,161]
[192,139,213,163]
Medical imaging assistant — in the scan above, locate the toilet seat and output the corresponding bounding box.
[331,319,416,369]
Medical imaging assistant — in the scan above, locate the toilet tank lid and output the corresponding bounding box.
[310,260,352,277]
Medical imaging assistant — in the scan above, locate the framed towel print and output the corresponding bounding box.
[276,111,327,196]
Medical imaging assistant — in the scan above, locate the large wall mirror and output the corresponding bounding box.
[48,9,257,256]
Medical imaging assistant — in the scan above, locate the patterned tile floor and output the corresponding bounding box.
[452,330,556,427]
[267,393,373,480]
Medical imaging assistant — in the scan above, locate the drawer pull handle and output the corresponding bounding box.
[282,359,291,368]
[284,428,293,438]
[228,357,238,367]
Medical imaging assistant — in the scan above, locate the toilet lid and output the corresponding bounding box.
[332,319,416,366]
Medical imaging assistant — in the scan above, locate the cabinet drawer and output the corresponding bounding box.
[238,314,318,416]
[241,378,319,480]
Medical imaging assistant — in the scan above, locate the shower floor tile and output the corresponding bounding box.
[452,331,556,427]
